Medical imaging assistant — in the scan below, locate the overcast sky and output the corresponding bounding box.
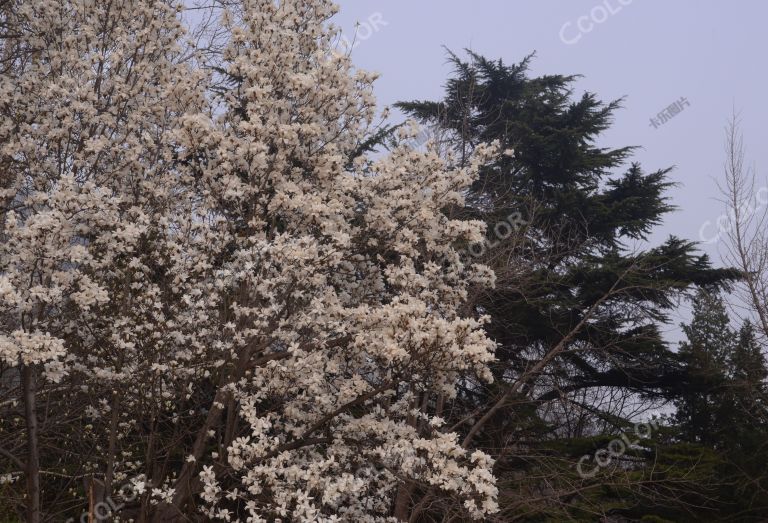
[333,0,768,341]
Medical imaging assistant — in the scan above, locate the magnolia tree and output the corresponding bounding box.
[0,0,500,521]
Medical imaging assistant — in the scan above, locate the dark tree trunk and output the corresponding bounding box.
[22,364,41,523]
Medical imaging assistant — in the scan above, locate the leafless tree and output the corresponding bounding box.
[720,111,768,344]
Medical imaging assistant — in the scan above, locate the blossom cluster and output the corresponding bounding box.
[0,0,500,520]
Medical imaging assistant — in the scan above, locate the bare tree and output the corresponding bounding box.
[720,111,768,343]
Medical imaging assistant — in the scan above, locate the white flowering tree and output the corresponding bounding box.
[0,0,208,519]
[0,0,499,520]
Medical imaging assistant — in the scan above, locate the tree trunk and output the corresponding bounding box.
[22,364,41,523]
[104,393,120,499]
[393,482,414,521]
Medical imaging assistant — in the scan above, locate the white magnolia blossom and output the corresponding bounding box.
[0,0,500,520]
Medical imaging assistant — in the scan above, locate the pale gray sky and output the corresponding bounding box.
[334,0,768,340]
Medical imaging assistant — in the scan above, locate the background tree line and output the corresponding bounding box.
[395,51,768,522]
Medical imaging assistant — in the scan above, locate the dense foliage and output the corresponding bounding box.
[397,52,766,521]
